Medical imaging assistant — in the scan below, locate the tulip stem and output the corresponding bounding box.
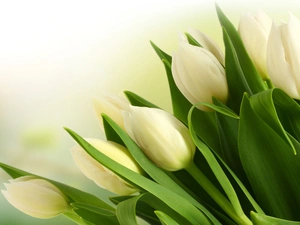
[185,162,252,225]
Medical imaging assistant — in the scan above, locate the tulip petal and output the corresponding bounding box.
[71,138,142,195]
[267,22,299,98]
[125,106,195,171]
[175,43,227,107]
[188,28,225,65]
[93,93,129,130]
[2,180,69,219]
[238,11,271,79]
[285,14,300,94]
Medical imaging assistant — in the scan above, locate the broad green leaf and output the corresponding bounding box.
[222,27,252,113]
[251,212,300,225]
[249,88,300,154]
[155,211,180,225]
[216,4,266,95]
[65,128,214,225]
[238,94,300,220]
[188,106,251,225]
[101,114,220,224]
[124,91,160,108]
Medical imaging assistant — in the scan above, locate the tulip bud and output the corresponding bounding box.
[172,40,228,111]
[238,10,272,80]
[71,139,143,195]
[93,93,129,131]
[187,28,225,65]
[267,14,300,99]
[2,176,70,219]
[123,106,196,171]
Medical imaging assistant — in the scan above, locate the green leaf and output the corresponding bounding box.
[124,91,160,108]
[216,4,266,96]
[238,94,300,220]
[116,193,192,225]
[213,98,251,190]
[155,211,180,225]
[185,33,202,47]
[188,106,249,222]
[71,202,116,217]
[73,207,119,225]
[249,88,300,154]
[65,127,214,225]
[194,101,239,119]
[116,195,141,225]
[110,195,160,225]
[150,41,172,64]
[222,27,252,113]
[251,212,300,225]
[150,41,192,124]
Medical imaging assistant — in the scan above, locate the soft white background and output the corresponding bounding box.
[0,0,299,224]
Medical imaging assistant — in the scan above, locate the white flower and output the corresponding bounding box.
[2,176,70,219]
[267,13,300,99]
[71,138,143,195]
[187,28,225,65]
[172,40,228,111]
[239,9,272,80]
[123,106,196,171]
[93,93,129,130]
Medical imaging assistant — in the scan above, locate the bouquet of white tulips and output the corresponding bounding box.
[2,4,300,225]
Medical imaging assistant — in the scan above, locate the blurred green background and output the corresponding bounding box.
[0,0,299,224]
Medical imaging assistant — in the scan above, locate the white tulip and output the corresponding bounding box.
[267,14,300,99]
[187,28,225,65]
[93,93,129,130]
[2,176,70,219]
[123,106,196,171]
[172,41,228,111]
[71,138,143,195]
[239,10,272,80]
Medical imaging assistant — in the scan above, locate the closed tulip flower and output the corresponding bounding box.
[71,138,143,195]
[2,176,70,219]
[267,14,300,99]
[93,93,129,131]
[172,40,228,111]
[239,10,272,80]
[123,106,196,171]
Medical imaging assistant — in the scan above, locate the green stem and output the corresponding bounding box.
[185,161,252,225]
